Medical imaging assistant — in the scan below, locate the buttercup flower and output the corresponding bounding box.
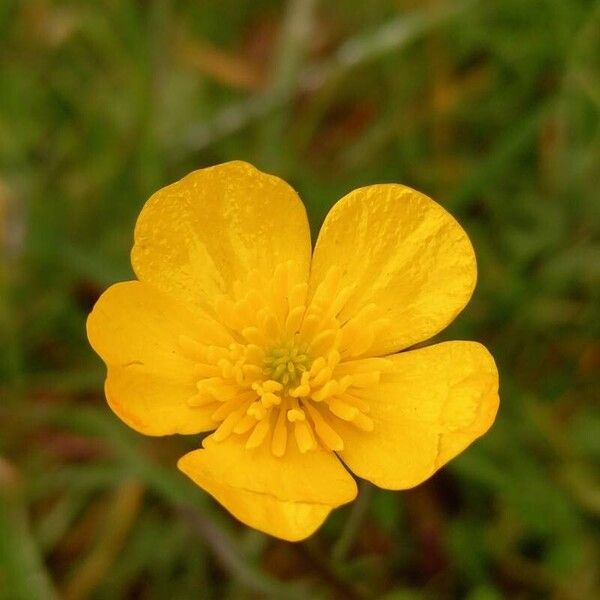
[87,161,499,541]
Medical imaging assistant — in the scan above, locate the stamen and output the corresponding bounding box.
[334,358,392,374]
[287,408,305,422]
[299,314,321,342]
[294,420,316,453]
[337,392,371,413]
[288,282,308,311]
[212,408,245,442]
[304,403,344,451]
[311,379,338,402]
[233,414,257,434]
[241,326,268,346]
[187,393,217,408]
[245,418,271,449]
[349,371,382,388]
[310,266,342,309]
[258,308,280,340]
[311,364,334,388]
[271,404,288,457]
[247,401,267,420]
[211,393,252,421]
[308,329,338,356]
[197,378,238,402]
[284,305,306,336]
[352,412,374,432]
[186,260,382,456]
[328,398,359,421]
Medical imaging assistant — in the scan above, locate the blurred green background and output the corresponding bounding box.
[1,0,599,598]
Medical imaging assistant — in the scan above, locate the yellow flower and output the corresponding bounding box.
[87,161,499,541]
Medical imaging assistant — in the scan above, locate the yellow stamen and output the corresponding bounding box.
[294,420,316,453]
[271,405,289,457]
[187,261,379,456]
[245,418,271,449]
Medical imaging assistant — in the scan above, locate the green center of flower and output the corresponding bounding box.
[263,341,312,387]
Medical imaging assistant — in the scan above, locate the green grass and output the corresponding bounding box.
[1,0,599,598]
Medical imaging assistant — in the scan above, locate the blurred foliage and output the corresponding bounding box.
[1,0,599,598]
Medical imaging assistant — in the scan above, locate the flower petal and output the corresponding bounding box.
[310,184,477,354]
[131,161,312,315]
[87,281,221,435]
[178,436,357,541]
[336,341,499,489]
[103,367,215,435]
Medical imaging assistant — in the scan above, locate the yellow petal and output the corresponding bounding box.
[336,341,499,489]
[178,436,357,541]
[131,161,312,315]
[87,281,218,435]
[310,184,477,354]
[104,367,215,435]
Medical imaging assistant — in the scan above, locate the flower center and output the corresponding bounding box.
[179,261,391,457]
[263,342,311,387]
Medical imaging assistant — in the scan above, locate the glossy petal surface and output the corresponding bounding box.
[87,281,220,435]
[337,342,499,489]
[131,161,312,316]
[310,185,477,355]
[178,436,357,541]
